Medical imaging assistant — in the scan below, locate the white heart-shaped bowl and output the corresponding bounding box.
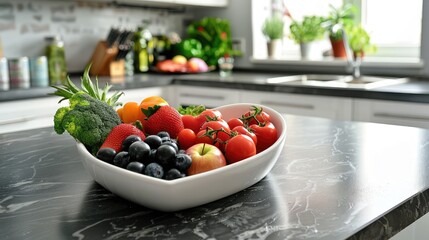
[76,103,287,212]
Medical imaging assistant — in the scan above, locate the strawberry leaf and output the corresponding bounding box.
[141,105,162,119]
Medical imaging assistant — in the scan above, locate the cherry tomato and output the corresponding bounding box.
[196,109,223,127]
[225,135,256,164]
[181,115,200,134]
[200,120,231,152]
[196,129,214,144]
[177,128,197,150]
[227,117,244,129]
[249,122,278,153]
[241,106,271,126]
[232,126,257,145]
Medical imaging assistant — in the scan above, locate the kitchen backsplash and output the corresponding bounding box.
[0,0,191,72]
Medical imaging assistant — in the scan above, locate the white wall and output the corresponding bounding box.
[0,0,190,72]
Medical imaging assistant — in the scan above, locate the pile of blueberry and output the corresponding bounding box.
[96,131,192,180]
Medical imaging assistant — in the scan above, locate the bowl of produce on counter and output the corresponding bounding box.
[51,68,286,211]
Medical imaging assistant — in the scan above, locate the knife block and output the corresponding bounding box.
[89,41,123,77]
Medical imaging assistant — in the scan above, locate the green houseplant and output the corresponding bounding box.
[347,25,377,58]
[324,4,357,58]
[262,16,285,58]
[289,16,326,59]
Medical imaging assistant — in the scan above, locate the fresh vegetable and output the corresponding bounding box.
[50,64,123,107]
[54,92,122,155]
[240,106,271,126]
[249,122,278,153]
[177,128,197,150]
[99,124,146,153]
[142,105,184,139]
[225,134,256,164]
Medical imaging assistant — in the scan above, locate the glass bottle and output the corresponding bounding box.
[133,24,152,73]
[45,36,67,85]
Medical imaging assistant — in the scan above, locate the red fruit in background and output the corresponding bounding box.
[249,122,278,153]
[142,105,184,139]
[100,123,146,152]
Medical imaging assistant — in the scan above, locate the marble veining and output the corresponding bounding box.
[2,115,429,239]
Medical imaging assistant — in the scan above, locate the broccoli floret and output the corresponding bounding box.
[54,92,121,154]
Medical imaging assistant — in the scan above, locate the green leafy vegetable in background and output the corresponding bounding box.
[187,17,241,66]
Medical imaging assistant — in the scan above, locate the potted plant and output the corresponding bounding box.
[324,4,357,58]
[289,16,326,59]
[347,25,377,59]
[262,16,285,58]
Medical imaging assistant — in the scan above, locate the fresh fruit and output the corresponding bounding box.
[139,96,169,118]
[165,168,184,180]
[241,106,271,126]
[177,128,197,150]
[126,161,145,173]
[232,126,257,145]
[225,134,256,164]
[172,55,187,65]
[121,101,145,124]
[113,151,131,168]
[144,162,164,178]
[144,134,162,149]
[128,141,151,163]
[186,143,227,176]
[175,153,192,172]
[249,122,278,153]
[100,124,146,153]
[188,58,208,72]
[96,148,116,164]
[121,135,143,151]
[227,117,244,130]
[142,105,184,139]
[155,145,177,169]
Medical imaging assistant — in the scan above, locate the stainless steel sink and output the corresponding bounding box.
[266,74,409,89]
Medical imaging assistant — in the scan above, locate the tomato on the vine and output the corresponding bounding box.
[196,129,214,145]
[225,134,256,164]
[227,117,244,129]
[232,126,257,145]
[177,128,197,150]
[200,120,231,152]
[241,106,271,126]
[196,109,222,127]
[181,115,200,134]
[249,122,277,153]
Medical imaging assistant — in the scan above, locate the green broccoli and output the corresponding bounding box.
[54,91,121,154]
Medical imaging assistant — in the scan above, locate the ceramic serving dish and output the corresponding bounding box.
[76,103,287,212]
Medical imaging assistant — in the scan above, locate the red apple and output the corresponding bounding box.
[186,143,226,176]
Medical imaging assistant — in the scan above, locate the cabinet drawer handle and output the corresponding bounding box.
[260,101,314,110]
[180,93,225,100]
[374,113,429,121]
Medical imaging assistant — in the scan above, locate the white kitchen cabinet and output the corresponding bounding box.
[353,99,429,129]
[240,90,353,121]
[173,86,240,108]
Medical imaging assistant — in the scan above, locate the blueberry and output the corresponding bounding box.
[144,135,162,149]
[144,162,164,178]
[129,141,150,163]
[96,148,116,164]
[122,135,142,151]
[126,161,145,173]
[148,149,157,163]
[155,145,177,169]
[165,168,184,180]
[113,151,130,168]
[161,136,171,143]
[175,153,192,172]
[161,141,179,153]
[157,131,170,139]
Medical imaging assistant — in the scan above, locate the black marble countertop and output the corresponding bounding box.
[2,71,429,103]
[2,114,429,239]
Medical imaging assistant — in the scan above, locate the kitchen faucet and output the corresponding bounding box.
[332,24,361,79]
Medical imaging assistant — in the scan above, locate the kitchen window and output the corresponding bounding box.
[252,0,423,64]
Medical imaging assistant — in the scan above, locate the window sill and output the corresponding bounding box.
[250,56,424,69]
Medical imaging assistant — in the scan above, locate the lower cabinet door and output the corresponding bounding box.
[353,99,429,129]
[241,90,353,121]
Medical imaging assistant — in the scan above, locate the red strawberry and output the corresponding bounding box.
[100,123,146,152]
[142,105,184,139]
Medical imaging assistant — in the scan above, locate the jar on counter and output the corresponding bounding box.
[8,57,30,89]
[45,36,67,85]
